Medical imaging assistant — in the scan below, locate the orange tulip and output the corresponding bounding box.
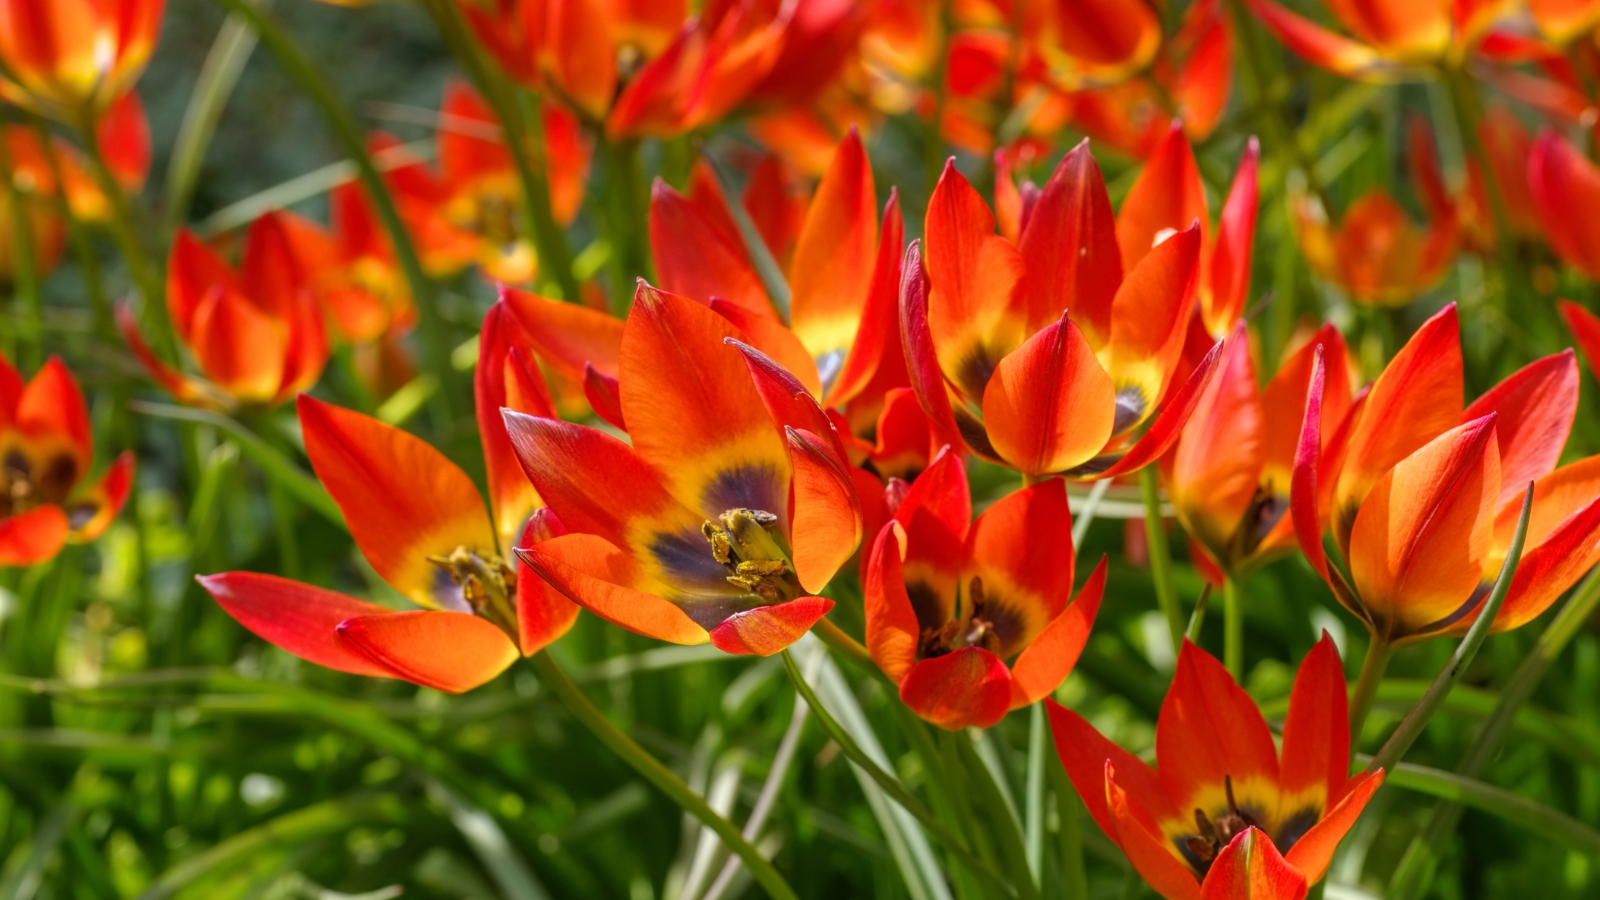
[1245,0,1506,81]
[1293,304,1600,644]
[863,449,1106,730]
[377,80,591,286]
[1408,106,1540,254]
[202,302,577,693]
[1167,324,1352,578]
[1290,183,1458,307]
[503,283,862,656]
[0,352,134,567]
[902,139,1235,479]
[1051,637,1383,900]
[0,0,164,121]
[119,213,331,411]
[1527,129,1600,279]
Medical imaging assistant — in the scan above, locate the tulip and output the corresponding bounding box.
[0,0,165,122]
[201,302,577,693]
[6,91,150,224]
[503,283,862,656]
[1292,304,1600,648]
[1528,129,1600,279]
[1167,324,1352,579]
[119,213,332,411]
[1408,106,1540,254]
[0,353,134,566]
[863,448,1106,730]
[1245,0,1500,81]
[1290,184,1458,307]
[901,139,1231,479]
[1051,636,1384,900]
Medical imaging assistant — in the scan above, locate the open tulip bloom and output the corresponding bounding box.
[899,133,1255,479]
[864,448,1106,730]
[503,282,862,656]
[1051,637,1383,900]
[0,353,133,567]
[1293,304,1600,648]
[201,301,578,692]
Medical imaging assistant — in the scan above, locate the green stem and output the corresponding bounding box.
[213,0,453,422]
[529,652,799,900]
[77,108,170,359]
[600,137,648,315]
[1050,760,1090,899]
[163,2,262,234]
[1138,466,1183,657]
[811,617,882,681]
[1024,702,1046,887]
[1348,635,1393,746]
[1223,573,1243,681]
[779,650,1019,897]
[1185,584,1212,644]
[1373,759,1600,857]
[1388,566,1600,899]
[1366,484,1534,775]
[0,112,41,370]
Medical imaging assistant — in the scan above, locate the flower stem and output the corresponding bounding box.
[600,137,649,315]
[163,2,260,235]
[528,652,799,900]
[1138,466,1183,658]
[1223,573,1244,681]
[1348,634,1392,745]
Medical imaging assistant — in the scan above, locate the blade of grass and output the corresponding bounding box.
[163,1,264,232]
[423,777,553,900]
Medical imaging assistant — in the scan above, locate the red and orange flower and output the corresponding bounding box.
[0,0,165,121]
[1051,636,1383,900]
[1246,0,1506,82]
[0,352,133,567]
[503,283,862,656]
[1290,182,1458,307]
[1293,304,1600,645]
[863,449,1105,730]
[201,301,576,693]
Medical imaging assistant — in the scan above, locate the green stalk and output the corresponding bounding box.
[1372,759,1600,857]
[163,3,262,233]
[599,137,649,315]
[779,650,1019,897]
[1366,484,1534,775]
[1185,584,1212,644]
[1347,635,1393,746]
[1388,567,1600,899]
[1049,761,1090,899]
[0,112,42,370]
[212,0,453,422]
[77,106,170,359]
[1222,574,1243,681]
[1138,466,1183,658]
[1024,703,1047,888]
[529,652,799,900]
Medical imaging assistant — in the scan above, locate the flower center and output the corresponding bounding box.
[1,448,76,518]
[1185,775,1260,867]
[427,545,519,641]
[918,576,1002,658]
[702,508,805,604]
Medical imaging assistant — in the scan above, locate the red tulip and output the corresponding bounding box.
[0,0,164,121]
[1245,0,1499,81]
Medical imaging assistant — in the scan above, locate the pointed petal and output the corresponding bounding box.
[715,300,824,399]
[1080,336,1223,481]
[298,395,495,610]
[829,189,907,408]
[166,229,239,343]
[1292,346,1333,580]
[899,240,967,453]
[1262,326,1351,509]
[0,504,68,567]
[1560,300,1600,382]
[982,313,1117,476]
[1010,557,1106,708]
[476,302,556,554]
[892,447,970,629]
[1169,326,1262,564]
[68,451,135,542]
[924,159,1028,402]
[1018,140,1121,340]
[1157,641,1281,815]
[899,646,1013,730]
[1464,351,1578,506]
[517,533,710,645]
[515,510,580,656]
[1116,123,1209,275]
[17,356,90,471]
[1047,701,1177,844]
[786,427,862,593]
[790,128,878,365]
[865,521,920,682]
[582,363,626,431]
[1282,770,1384,884]
[1103,223,1202,433]
[501,286,624,381]
[709,596,835,656]
[1277,635,1350,824]
[1531,132,1600,278]
[1244,0,1397,79]
[116,304,222,409]
[962,478,1077,659]
[1050,0,1162,76]
[1348,416,1502,641]
[1206,138,1260,336]
[622,285,792,522]
[1107,764,1206,900]
[1200,829,1308,900]
[199,572,398,679]
[337,610,518,693]
[648,179,772,318]
[870,386,935,482]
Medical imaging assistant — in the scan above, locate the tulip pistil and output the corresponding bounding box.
[918,577,1002,658]
[702,508,803,603]
[427,545,520,641]
[1184,775,1259,867]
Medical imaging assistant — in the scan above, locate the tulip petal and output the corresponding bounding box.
[1076,336,1223,481]
[865,521,920,682]
[982,313,1117,475]
[1010,557,1106,708]
[899,646,1012,730]
[1282,770,1383,884]
[16,356,91,472]
[1277,635,1349,826]
[1560,301,1600,383]
[961,478,1077,659]
[167,229,240,342]
[786,427,862,593]
[1017,140,1121,340]
[0,504,69,567]
[68,451,134,542]
[622,285,793,523]
[1047,701,1178,843]
[893,447,970,629]
[924,159,1028,402]
[298,395,496,611]
[1116,122,1209,276]
[1531,133,1600,279]
[1169,325,1262,564]
[1244,0,1398,79]
[829,189,907,408]
[199,572,398,679]
[1200,828,1308,900]
[189,286,287,404]
[1262,326,1351,514]
[789,128,877,367]
[1103,223,1202,434]
[117,305,222,409]
[871,387,935,482]
[338,610,518,693]
[1207,138,1260,336]
[716,302,824,400]
[649,179,773,318]
[899,240,967,453]
[1157,641,1281,817]
[1348,416,1502,641]
[515,510,580,656]
[1463,351,1577,506]
[476,302,556,555]
[501,286,625,381]
[1107,764,1205,900]
[709,596,835,656]
[517,533,711,645]
[582,363,626,431]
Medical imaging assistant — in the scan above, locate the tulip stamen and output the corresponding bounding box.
[427,545,520,641]
[917,577,1002,658]
[702,509,803,604]
[0,448,75,518]
[1183,775,1259,868]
